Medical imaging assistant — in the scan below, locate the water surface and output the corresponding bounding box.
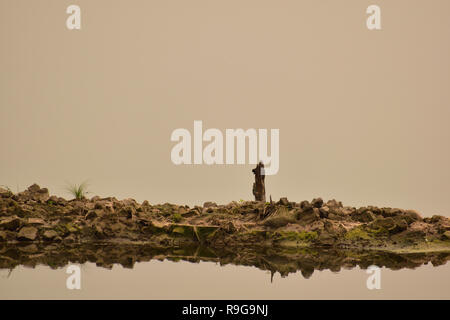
[0,243,449,299]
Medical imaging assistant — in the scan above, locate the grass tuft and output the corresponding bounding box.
[66,181,90,200]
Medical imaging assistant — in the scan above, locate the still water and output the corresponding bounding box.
[0,243,449,299]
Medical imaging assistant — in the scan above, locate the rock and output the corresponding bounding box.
[27,218,45,225]
[118,206,135,219]
[177,207,188,215]
[381,208,403,218]
[42,230,59,241]
[352,210,376,223]
[181,209,200,218]
[47,195,59,203]
[22,184,50,202]
[203,202,217,208]
[91,196,101,202]
[300,201,312,212]
[318,207,329,219]
[327,213,343,221]
[27,184,40,193]
[404,210,422,221]
[225,221,237,233]
[93,224,104,238]
[311,198,324,208]
[430,215,446,223]
[368,217,408,234]
[327,199,343,209]
[0,216,22,231]
[85,210,98,220]
[324,221,346,236]
[442,231,450,240]
[18,244,38,253]
[63,234,77,243]
[297,208,320,224]
[17,226,38,241]
[278,198,289,206]
[263,209,295,228]
[0,231,6,241]
[0,187,12,198]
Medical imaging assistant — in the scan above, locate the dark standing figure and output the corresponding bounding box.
[252,162,266,202]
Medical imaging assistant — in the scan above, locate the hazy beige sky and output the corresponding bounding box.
[1,0,450,217]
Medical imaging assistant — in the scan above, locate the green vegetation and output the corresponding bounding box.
[172,213,182,223]
[66,181,90,200]
[345,227,372,240]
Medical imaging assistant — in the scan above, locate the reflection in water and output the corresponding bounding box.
[1,243,449,280]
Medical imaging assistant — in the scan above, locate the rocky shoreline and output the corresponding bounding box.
[1,184,450,253]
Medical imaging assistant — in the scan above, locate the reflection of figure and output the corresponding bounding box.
[252,162,266,202]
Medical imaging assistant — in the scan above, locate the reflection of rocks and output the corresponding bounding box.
[0,185,449,252]
[0,243,449,280]
[17,227,38,241]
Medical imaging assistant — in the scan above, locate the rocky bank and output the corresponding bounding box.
[1,184,450,253]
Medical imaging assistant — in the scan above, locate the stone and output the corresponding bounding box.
[278,197,289,206]
[0,216,21,231]
[27,218,45,225]
[27,184,41,193]
[85,210,98,220]
[18,244,38,253]
[352,210,376,223]
[404,210,422,221]
[63,234,77,243]
[442,231,450,240]
[0,187,12,198]
[311,198,324,208]
[17,226,38,241]
[318,207,329,219]
[22,184,50,202]
[300,201,312,212]
[297,208,320,224]
[118,206,135,219]
[326,199,343,209]
[203,202,217,208]
[42,230,59,240]
[368,217,408,234]
[225,221,237,233]
[0,231,6,241]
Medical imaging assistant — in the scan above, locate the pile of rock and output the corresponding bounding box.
[0,185,449,251]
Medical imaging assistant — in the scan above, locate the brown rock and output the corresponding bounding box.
[326,199,343,209]
[311,198,324,208]
[442,231,450,240]
[85,210,98,220]
[17,226,38,241]
[118,206,135,219]
[203,202,217,208]
[297,208,320,224]
[42,230,59,240]
[352,210,376,223]
[0,216,22,231]
[404,210,422,221]
[27,218,45,225]
[300,201,312,211]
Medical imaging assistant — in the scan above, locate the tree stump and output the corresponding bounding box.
[252,162,266,202]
